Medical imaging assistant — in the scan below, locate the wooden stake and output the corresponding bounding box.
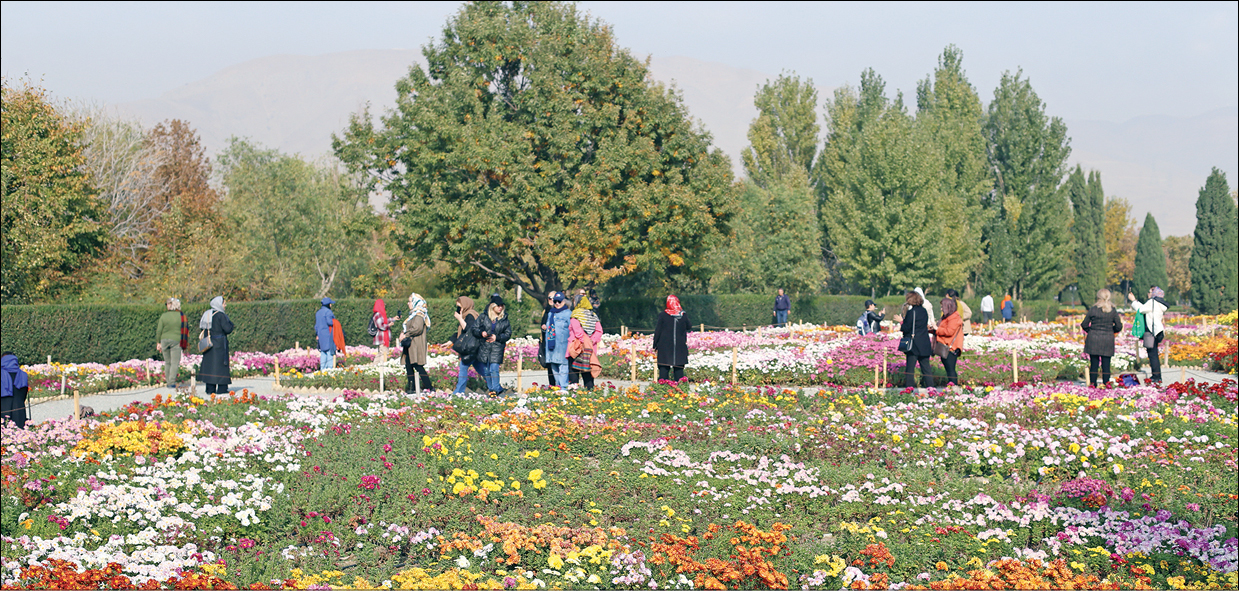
[630,341,637,381]
[275,359,281,388]
[1012,350,1019,383]
[61,373,67,398]
[73,389,81,421]
[882,353,888,388]
[873,361,879,388]
[295,341,299,351]
[1180,366,1186,384]
[378,365,384,393]
[415,371,421,394]
[47,355,52,365]
[731,347,738,385]
[700,323,705,333]
[517,352,523,393]
[1084,363,1090,386]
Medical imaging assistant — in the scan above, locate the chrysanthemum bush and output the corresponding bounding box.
[2,375,1235,589]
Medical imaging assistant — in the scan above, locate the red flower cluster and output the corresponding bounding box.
[1,560,238,590]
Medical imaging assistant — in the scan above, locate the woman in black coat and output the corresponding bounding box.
[1080,288,1123,387]
[898,290,934,389]
[197,296,234,395]
[472,298,513,395]
[652,295,690,382]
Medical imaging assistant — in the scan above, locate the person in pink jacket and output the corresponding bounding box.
[568,292,603,390]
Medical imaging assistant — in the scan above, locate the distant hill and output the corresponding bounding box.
[115,50,1236,236]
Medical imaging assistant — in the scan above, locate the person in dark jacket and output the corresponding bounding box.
[773,289,791,327]
[1,352,29,428]
[197,296,234,395]
[652,295,690,382]
[450,296,485,394]
[472,297,513,396]
[314,297,338,370]
[897,290,934,389]
[1081,288,1123,387]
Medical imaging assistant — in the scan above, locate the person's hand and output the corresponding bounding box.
[893,314,902,324]
[487,336,496,343]
[541,324,548,331]
[1127,292,1136,302]
[454,310,463,321]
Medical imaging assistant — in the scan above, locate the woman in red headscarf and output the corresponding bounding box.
[652,295,691,383]
[371,299,394,364]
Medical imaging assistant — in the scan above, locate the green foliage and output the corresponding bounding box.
[1163,235,1193,305]
[983,69,1072,298]
[333,1,734,300]
[741,72,820,188]
[0,296,537,364]
[1,80,109,303]
[816,69,971,294]
[1067,166,1107,306]
[1133,213,1168,296]
[1189,168,1239,314]
[217,138,376,300]
[708,175,825,294]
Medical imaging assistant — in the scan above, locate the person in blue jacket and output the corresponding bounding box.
[1000,294,1015,323]
[1,352,29,429]
[544,292,572,388]
[315,297,338,370]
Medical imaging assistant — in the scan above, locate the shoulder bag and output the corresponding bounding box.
[897,309,915,353]
[197,329,213,354]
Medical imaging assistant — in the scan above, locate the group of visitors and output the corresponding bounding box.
[978,292,1015,323]
[895,287,972,389]
[1080,285,1168,387]
[540,290,604,389]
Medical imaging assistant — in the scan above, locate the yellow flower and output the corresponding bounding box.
[547,553,564,570]
[528,469,543,481]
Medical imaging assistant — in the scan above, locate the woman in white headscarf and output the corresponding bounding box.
[398,292,433,393]
[197,296,234,395]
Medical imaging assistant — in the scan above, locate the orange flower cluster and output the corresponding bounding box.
[435,515,626,567]
[905,558,1139,590]
[647,521,792,590]
[1,560,238,590]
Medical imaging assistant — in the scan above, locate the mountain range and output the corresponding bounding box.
[115,49,1237,236]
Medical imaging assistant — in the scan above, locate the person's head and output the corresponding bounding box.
[905,290,924,307]
[588,288,600,310]
[864,299,876,311]
[777,288,785,296]
[166,297,181,311]
[552,292,566,308]
[944,289,959,299]
[456,296,476,316]
[488,300,505,320]
[211,296,225,311]
[1150,286,1164,300]
[1096,288,1113,312]
[321,296,334,309]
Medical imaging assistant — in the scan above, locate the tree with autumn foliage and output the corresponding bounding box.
[333,1,734,302]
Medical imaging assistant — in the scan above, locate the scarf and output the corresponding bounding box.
[940,297,957,319]
[1150,286,1165,299]
[665,295,683,317]
[199,296,224,329]
[179,312,189,351]
[407,293,431,330]
[546,304,570,352]
[1000,295,1012,309]
[1,354,28,398]
[456,297,477,337]
[571,294,598,334]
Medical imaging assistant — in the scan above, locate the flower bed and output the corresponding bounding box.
[2,377,1235,589]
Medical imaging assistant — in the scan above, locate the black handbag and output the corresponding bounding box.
[897,309,915,353]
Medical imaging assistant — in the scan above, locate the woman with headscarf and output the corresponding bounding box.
[398,293,432,393]
[1128,285,1169,383]
[472,296,513,396]
[372,299,394,364]
[1000,294,1014,322]
[1081,288,1123,387]
[544,292,572,388]
[1,352,30,428]
[897,290,934,389]
[197,296,234,395]
[933,295,964,386]
[652,295,690,383]
[155,297,188,389]
[539,292,561,386]
[568,293,604,390]
[450,296,486,394]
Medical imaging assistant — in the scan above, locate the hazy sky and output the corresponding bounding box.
[3,1,1236,122]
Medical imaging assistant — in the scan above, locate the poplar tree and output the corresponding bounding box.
[1188,168,1238,313]
[1133,213,1168,297]
[741,73,820,188]
[1067,166,1106,305]
[983,70,1072,298]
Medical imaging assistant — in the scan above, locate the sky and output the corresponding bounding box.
[3,1,1237,123]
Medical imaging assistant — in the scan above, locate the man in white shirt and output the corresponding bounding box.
[980,293,994,323]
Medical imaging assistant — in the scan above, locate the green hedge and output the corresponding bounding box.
[598,295,1058,333]
[0,295,537,365]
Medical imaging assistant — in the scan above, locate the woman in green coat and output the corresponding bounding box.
[155,297,188,389]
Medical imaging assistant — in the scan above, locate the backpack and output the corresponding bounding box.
[856,312,871,335]
[367,314,379,337]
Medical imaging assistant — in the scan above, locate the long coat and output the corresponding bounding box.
[399,315,428,366]
[472,313,513,365]
[1081,306,1123,357]
[899,306,932,358]
[199,312,234,385]
[653,312,690,367]
[314,306,336,353]
[544,310,571,365]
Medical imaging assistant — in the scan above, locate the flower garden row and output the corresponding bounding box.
[2,372,1236,589]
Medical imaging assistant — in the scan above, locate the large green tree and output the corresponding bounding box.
[1132,213,1168,297]
[983,69,1072,299]
[1188,168,1238,313]
[1163,235,1192,305]
[1104,196,1137,286]
[915,45,991,290]
[1066,165,1107,305]
[741,73,819,188]
[1,80,108,302]
[816,69,971,294]
[333,1,734,301]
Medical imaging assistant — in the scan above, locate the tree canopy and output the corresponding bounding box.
[1189,168,1238,314]
[1132,213,1168,297]
[333,1,734,302]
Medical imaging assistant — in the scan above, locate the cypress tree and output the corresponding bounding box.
[1189,168,1239,314]
[1133,213,1168,297]
[1067,166,1106,305]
